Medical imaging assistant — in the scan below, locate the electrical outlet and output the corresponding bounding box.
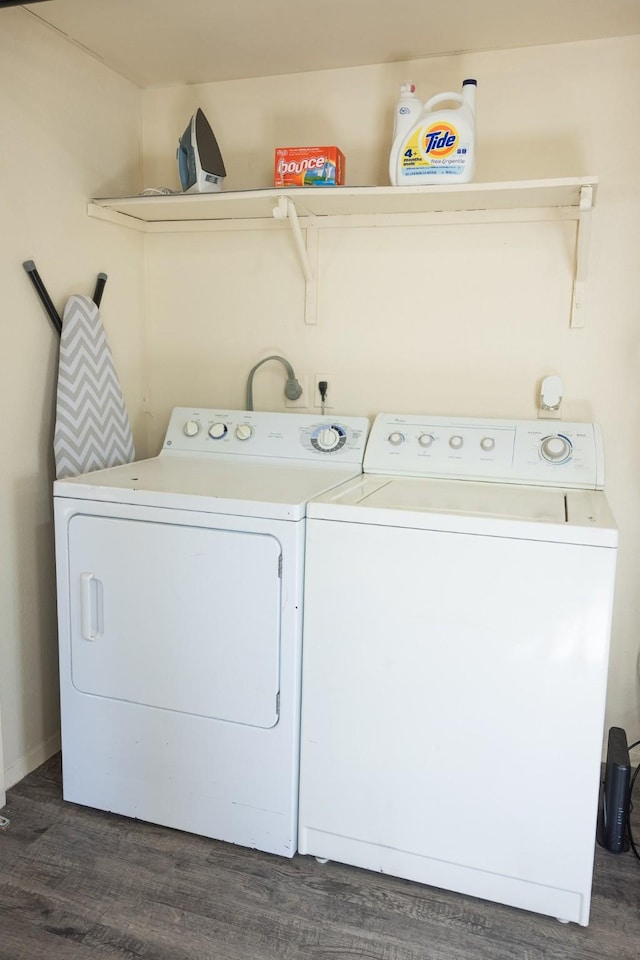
[314,373,334,409]
[285,374,308,408]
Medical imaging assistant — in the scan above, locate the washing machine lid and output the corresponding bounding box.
[307,475,618,547]
[54,455,364,521]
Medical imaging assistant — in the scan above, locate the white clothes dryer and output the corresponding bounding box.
[298,413,618,923]
[54,407,369,857]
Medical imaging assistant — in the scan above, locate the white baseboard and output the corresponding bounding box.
[4,732,61,791]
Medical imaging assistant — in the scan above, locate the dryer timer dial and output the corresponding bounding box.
[317,427,340,450]
[310,424,347,453]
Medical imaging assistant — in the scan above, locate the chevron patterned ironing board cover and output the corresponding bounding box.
[54,294,135,480]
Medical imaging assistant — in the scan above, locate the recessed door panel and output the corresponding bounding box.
[68,515,281,728]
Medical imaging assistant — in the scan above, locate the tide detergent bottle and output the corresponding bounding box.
[389,79,477,186]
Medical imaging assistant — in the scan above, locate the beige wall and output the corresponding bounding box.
[0,10,146,787]
[141,36,640,739]
[1,15,639,791]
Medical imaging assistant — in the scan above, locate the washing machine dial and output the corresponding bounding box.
[418,433,434,448]
[449,435,464,450]
[540,434,572,463]
[235,424,253,441]
[183,419,200,437]
[480,436,495,452]
[388,432,405,446]
[208,422,228,440]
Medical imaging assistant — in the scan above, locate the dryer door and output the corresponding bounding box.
[67,515,281,728]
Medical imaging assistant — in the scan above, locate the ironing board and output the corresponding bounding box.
[54,294,135,480]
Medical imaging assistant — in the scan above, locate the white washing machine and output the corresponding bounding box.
[54,407,369,857]
[298,413,618,924]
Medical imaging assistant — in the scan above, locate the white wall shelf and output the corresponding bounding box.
[88,177,597,327]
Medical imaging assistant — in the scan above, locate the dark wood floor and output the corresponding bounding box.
[1,755,639,960]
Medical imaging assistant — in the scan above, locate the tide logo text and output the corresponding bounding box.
[423,123,458,156]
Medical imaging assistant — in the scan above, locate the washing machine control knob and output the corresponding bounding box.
[208,422,228,440]
[235,424,253,441]
[388,432,405,446]
[540,434,572,462]
[449,435,464,450]
[183,420,200,437]
[480,436,495,452]
[418,433,434,448]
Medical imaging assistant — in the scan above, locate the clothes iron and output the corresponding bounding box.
[177,108,226,193]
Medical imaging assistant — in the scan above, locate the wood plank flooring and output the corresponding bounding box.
[1,754,639,959]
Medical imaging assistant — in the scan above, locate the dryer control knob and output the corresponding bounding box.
[418,433,434,448]
[388,432,405,446]
[208,422,228,440]
[540,434,572,462]
[480,436,495,452]
[183,419,200,437]
[316,427,340,450]
[449,435,464,450]
[235,424,253,441]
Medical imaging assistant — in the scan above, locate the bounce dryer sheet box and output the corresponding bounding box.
[274,146,345,187]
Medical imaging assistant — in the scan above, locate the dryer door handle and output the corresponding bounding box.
[80,572,100,641]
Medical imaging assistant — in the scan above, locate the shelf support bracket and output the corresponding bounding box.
[570,184,594,329]
[273,197,318,325]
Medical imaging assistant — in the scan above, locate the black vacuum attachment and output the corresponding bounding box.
[597,726,631,853]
